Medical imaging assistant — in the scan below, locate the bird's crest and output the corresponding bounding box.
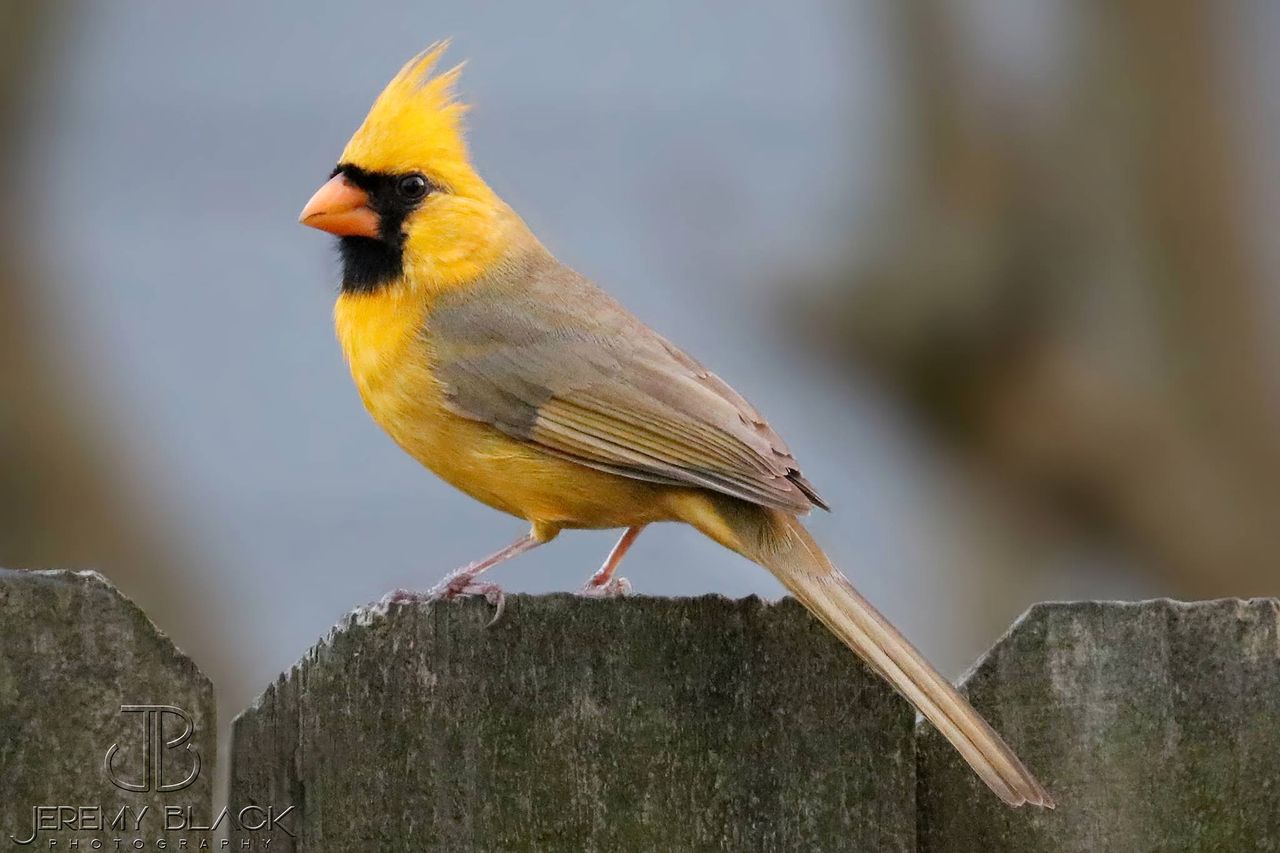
[340,42,477,191]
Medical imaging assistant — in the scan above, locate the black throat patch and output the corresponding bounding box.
[332,164,433,293]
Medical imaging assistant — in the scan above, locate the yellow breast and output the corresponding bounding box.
[335,279,685,534]
[334,286,650,528]
[334,286,499,503]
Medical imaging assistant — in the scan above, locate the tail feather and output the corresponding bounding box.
[695,498,1053,808]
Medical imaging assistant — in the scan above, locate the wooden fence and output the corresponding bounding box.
[2,569,1277,851]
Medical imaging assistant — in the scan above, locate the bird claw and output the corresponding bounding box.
[425,575,507,627]
[578,575,633,599]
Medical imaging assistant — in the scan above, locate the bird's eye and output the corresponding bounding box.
[397,174,429,201]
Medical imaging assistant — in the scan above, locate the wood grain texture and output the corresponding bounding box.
[917,599,1280,851]
[0,569,215,847]
[230,594,915,852]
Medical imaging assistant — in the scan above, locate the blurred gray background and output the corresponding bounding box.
[4,0,1279,784]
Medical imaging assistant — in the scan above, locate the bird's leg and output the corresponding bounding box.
[383,533,542,621]
[427,532,541,604]
[579,525,645,598]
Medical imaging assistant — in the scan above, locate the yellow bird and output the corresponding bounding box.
[299,44,1052,809]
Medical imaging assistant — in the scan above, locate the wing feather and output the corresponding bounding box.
[427,250,827,513]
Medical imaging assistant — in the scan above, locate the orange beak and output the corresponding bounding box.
[299,174,380,238]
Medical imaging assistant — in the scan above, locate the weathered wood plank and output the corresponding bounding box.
[230,594,916,852]
[918,599,1280,851]
[0,569,215,849]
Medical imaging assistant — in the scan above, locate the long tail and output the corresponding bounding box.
[684,494,1054,808]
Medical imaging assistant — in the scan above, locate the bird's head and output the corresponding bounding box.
[300,42,511,293]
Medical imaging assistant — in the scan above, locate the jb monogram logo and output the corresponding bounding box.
[104,706,201,794]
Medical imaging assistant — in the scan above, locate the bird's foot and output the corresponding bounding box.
[426,572,507,625]
[577,575,633,599]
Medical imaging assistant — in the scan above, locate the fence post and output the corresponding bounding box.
[230,594,917,851]
[917,598,1280,851]
[0,569,216,849]
[9,571,1278,849]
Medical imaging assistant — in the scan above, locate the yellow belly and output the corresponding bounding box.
[335,289,676,535]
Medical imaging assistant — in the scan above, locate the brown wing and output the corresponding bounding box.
[426,249,827,514]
